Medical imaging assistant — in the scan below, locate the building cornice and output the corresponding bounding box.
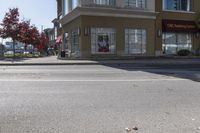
[52,18,58,23]
[59,6,158,25]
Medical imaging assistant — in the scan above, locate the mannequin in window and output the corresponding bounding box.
[98,35,109,52]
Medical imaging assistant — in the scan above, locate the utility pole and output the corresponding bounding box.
[41,25,44,32]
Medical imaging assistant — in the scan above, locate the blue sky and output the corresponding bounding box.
[0,0,57,31]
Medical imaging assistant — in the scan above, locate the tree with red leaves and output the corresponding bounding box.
[18,20,31,44]
[29,26,40,47]
[0,8,48,56]
[0,8,20,56]
[19,22,48,52]
[37,32,48,52]
[18,21,40,51]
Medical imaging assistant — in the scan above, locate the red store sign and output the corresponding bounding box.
[162,19,198,33]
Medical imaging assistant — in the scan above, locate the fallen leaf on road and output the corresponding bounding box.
[132,126,138,131]
[125,127,131,132]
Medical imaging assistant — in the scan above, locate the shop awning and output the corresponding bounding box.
[56,36,62,44]
[162,19,198,33]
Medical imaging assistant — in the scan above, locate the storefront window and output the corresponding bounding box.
[72,0,79,9]
[91,28,116,54]
[126,0,146,8]
[64,0,69,15]
[63,0,79,15]
[93,0,116,6]
[125,29,147,55]
[55,27,58,39]
[64,32,69,50]
[163,0,192,11]
[162,33,192,54]
[71,29,79,54]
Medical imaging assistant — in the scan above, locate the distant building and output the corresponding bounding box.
[4,42,27,54]
[56,0,200,58]
[44,28,56,48]
[44,17,62,49]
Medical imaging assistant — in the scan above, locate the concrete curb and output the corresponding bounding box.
[1,56,200,66]
[0,62,99,66]
[0,61,200,66]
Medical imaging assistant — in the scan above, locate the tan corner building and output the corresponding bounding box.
[56,0,200,58]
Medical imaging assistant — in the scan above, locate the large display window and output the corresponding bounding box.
[162,33,192,54]
[125,29,147,55]
[91,28,116,54]
[71,29,80,54]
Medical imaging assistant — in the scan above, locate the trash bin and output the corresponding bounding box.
[61,50,65,58]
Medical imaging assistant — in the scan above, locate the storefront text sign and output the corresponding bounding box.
[162,19,198,33]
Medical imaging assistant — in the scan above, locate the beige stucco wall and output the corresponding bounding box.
[80,16,156,58]
[61,15,156,58]
[61,17,82,54]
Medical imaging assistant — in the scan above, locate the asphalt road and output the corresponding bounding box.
[0,64,200,133]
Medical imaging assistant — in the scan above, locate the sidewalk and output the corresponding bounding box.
[0,56,200,65]
[0,56,97,65]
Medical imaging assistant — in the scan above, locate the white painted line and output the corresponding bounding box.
[0,78,187,82]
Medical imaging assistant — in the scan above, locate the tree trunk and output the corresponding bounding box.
[13,40,16,57]
[24,45,27,51]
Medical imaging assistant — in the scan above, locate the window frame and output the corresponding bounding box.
[125,28,147,55]
[93,0,116,6]
[71,28,80,54]
[126,0,147,9]
[91,27,116,55]
[72,0,80,10]
[162,0,193,12]
[162,33,192,55]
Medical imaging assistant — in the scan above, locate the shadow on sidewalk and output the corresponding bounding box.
[0,57,28,62]
[0,55,52,62]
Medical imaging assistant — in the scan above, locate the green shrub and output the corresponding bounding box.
[177,49,191,56]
